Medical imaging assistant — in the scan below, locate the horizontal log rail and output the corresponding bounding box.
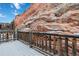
[18,31,79,56]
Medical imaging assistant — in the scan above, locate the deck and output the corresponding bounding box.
[0,40,44,56]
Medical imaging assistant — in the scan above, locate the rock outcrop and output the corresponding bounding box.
[14,3,79,35]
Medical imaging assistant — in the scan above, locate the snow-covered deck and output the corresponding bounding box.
[0,40,44,56]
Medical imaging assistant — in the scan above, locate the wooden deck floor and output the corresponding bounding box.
[0,40,44,56]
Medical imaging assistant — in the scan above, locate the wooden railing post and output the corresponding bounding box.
[0,32,1,43]
[13,30,15,40]
[37,35,39,47]
[45,38,47,51]
[41,37,44,50]
[16,30,18,40]
[39,38,41,48]
[49,35,51,52]
[0,32,2,42]
[58,36,63,56]
[6,32,8,41]
[53,36,57,54]
[64,37,68,56]
[72,38,77,56]
[29,32,33,48]
[3,33,4,41]
[36,36,38,47]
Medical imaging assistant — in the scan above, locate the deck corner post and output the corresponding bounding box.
[29,31,33,48]
[15,29,18,40]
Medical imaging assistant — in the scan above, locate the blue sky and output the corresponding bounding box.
[0,3,31,23]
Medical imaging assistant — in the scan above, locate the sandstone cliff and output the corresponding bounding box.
[14,3,79,34]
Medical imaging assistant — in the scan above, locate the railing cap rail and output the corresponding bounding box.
[18,31,79,38]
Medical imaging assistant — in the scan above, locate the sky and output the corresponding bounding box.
[0,3,31,23]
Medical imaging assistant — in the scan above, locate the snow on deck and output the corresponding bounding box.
[0,40,44,56]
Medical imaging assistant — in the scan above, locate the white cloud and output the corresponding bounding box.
[0,13,5,18]
[13,10,18,15]
[12,3,21,9]
[14,12,18,15]
[12,3,24,16]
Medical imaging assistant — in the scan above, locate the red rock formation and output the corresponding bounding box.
[14,4,41,28]
[14,3,59,28]
[14,3,79,34]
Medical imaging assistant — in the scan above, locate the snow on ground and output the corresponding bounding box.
[0,40,44,56]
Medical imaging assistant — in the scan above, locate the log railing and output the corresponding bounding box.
[0,30,16,43]
[17,31,79,56]
[1,30,78,56]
